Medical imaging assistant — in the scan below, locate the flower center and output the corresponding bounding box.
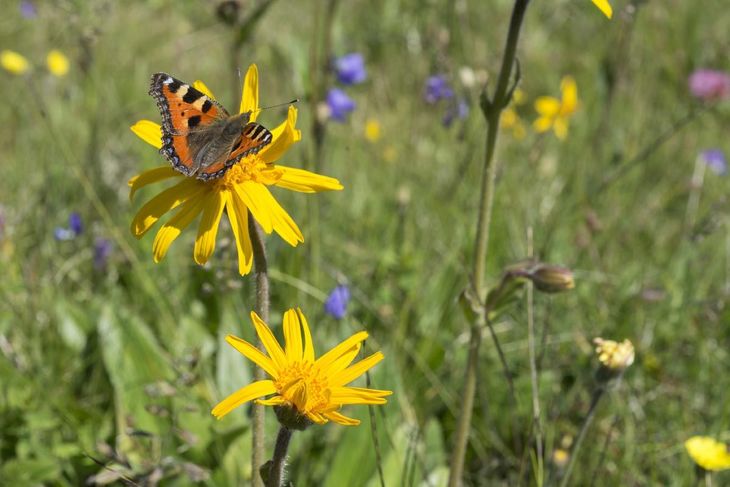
[214,154,283,190]
[274,361,330,414]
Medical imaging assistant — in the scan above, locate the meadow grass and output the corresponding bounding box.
[1,0,729,485]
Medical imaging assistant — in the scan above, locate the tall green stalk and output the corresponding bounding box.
[448,1,531,484]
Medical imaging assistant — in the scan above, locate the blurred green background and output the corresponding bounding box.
[1,0,729,485]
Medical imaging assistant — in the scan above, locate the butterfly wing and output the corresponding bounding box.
[149,73,229,177]
[193,121,273,180]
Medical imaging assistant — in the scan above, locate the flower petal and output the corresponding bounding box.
[212,380,276,419]
[259,106,301,163]
[326,343,362,375]
[194,190,226,265]
[298,308,315,362]
[560,76,578,114]
[534,97,560,117]
[234,181,273,233]
[225,191,254,275]
[250,311,288,370]
[315,331,368,371]
[591,0,613,18]
[240,64,259,120]
[533,116,554,133]
[283,309,303,361]
[128,166,181,201]
[553,118,569,140]
[331,351,384,387]
[323,410,360,426]
[256,396,286,406]
[225,334,279,379]
[192,80,215,100]
[131,178,206,237]
[267,192,304,246]
[329,386,392,404]
[131,120,163,149]
[274,166,344,193]
[152,194,206,263]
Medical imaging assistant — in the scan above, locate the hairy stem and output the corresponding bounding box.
[249,215,270,487]
[265,427,293,487]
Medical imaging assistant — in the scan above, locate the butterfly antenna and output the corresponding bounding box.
[256,99,299,113]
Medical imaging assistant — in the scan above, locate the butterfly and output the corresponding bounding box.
[149,73,273,181]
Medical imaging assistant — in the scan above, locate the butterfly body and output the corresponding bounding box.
[149,73,272,181]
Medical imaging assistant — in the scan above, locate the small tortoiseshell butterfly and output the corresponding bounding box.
[149,73,273,181]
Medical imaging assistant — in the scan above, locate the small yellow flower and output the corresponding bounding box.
[129,65,343,275]
[591,0,613,18]
[533,76,578,140]
[685,436,730,471]
[364,119,381,142]
[1,50,29,75]
[593,337,635,371]
[46,50,70,77]
[212,308,392,426]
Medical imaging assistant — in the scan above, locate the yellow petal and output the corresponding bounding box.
[330,386,392,404]
[306,411,329,425]
[560,76,578,114]
[553,118,569,140]
[128,166,180,201]
[131,120,163,149]
[298,308,315,362]
[240,64,259,120]
[533,116,554,133]
[259,106,301,163]
[326,343,362,375]
[534,97,560,117]
[283,309,303,361]
[266,192,304,246]
[225,334,279,379]
[212,380,276,419]
[46,50,70,77]
[194,190,226,265]
[256,396,286,406]
[324,410,360,426]
[331,351,384,387]
[315,331,368,371]
[250,311,288,370]
[1,50,29,75]
[234,181,273,233]
[131,178,206,237]
[192,80,215,100]
[275,166,344,193]
[225,191,254,275]
[591,0,613,18]
[152,195,206,263]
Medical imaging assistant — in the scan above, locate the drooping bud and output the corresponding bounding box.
[528,264,575,293]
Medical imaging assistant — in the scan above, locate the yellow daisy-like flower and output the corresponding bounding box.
[212,308,392,426]
[591,0,613,19]
[46,50,70,77]
[593,337,635,371]
[1,50,29,75]
[129,65,343,275]
[533,76,578,140]
[685,436,730,471]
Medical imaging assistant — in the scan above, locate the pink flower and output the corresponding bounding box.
[689,69,730,101]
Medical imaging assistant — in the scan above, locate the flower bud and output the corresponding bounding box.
[273,404,313,431]
[528,264,575,293]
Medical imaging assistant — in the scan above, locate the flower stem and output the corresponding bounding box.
[265,427,293,487]
[526,227,544,485]
[249,214,270,487]
[448,1,530,485]
[558,387,606,487]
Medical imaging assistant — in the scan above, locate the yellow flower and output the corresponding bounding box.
[593,337,635,371]
[129,65,343,275]
[212,308,392,426]
[685,436,730,471]
[1,50,29,75]
[47,50,70,77]
[533,76,578,140]
[591,0,613,18]
[364,119,381,142]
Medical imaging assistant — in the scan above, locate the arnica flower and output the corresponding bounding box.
[334,53,366,85]
[212,308,391,427]
[325,88,356,122]
[533,76,578,140]
[442,98,469,127]
[364,119,381,142]
[685,436,730,471]
[47,50,69,77]
[689,69,730,101]
[701,149,727,176]
[54,212,83,241]
[424,75,454,104]
[324,284,350,319]
[1,50,29,75]
[591,0,612,18]
[129,65,343,275]
[94,238,112,270]
[593,337,634,381]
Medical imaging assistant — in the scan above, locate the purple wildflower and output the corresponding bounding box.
[20,1,37,19]
[326,88,356,122]
[689,69,730,101]
[701,149,727,175]
[324,285,350,320]
[424,75,454,104]
[69,212,83,236]
[334,53,366,85]
[94,238,113,270]
[443,98,469,127]
[54,227,75,241]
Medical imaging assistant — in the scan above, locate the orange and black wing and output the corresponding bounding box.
[194,121,274,180]
[149,73,228,177]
